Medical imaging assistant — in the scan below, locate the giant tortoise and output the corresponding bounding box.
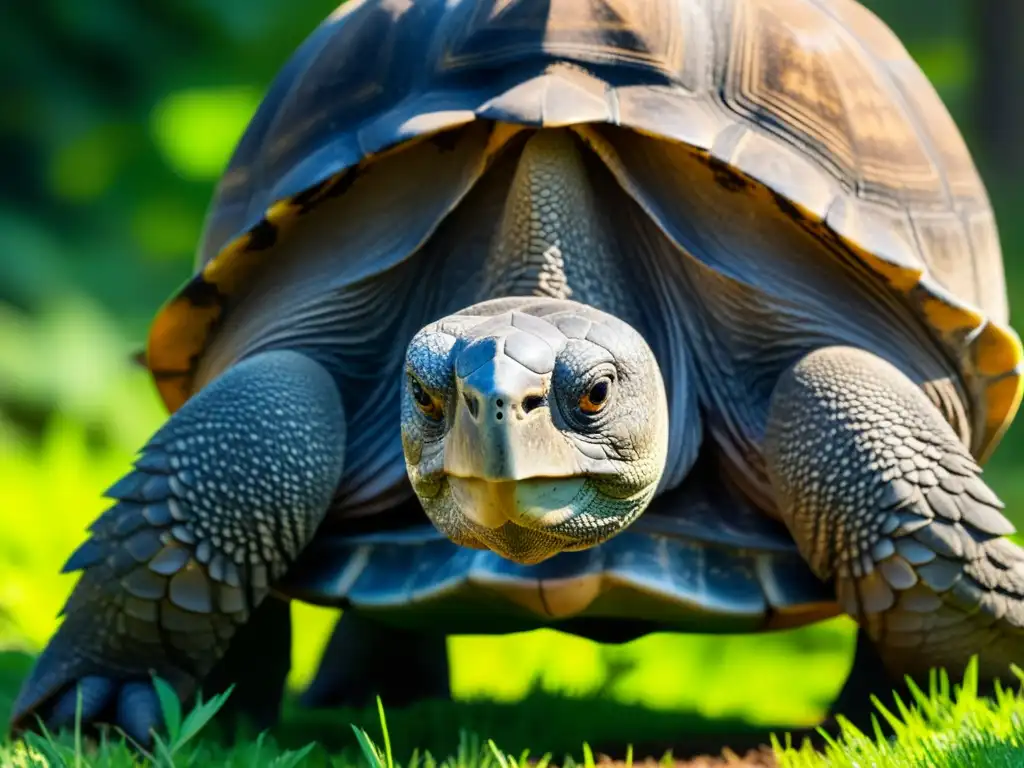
[12,0,1024,744]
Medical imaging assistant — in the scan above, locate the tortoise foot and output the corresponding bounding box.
[201,596,292,734]
[300,612,450,710]
[824,628,905,735]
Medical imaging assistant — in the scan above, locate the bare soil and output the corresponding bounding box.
[596,747,778,767]
[585,717,839,768]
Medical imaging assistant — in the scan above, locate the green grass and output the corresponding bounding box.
[775,659,1024,767]
[5,661,1024,767]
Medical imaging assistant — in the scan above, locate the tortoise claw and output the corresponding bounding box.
[47,676,118,730]
[12,672,165,749]
[116,682,163,747]
[8,629,181,750]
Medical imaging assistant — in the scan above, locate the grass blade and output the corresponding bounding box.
[72,684,82,768]
[376,697,393,768]
[351,725,385,768]
[152,676,182,744]
[268,742,318,768]
[487,739,511,768]
[151,733,177,768]
[582,743,595,768]
[174,687,233,750]
[23,730,68,768]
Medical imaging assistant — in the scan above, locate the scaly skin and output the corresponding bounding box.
[479,130,641,328]
[9,350,346,744]
[765,346,1024,686]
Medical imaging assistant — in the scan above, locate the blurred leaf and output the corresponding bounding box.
[0,215,69,311]
[131,195,205,259]
[0,297,166,451]
[48,123,130,202]
[150,85,262,180]
[910,38,974,92]
[187,0,283,43]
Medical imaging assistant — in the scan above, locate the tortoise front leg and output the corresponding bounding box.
[764,346,1024,697]
[9,350,345,745]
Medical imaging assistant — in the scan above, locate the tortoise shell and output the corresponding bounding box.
[145,0,1021,467]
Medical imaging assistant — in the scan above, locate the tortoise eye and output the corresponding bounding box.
[410,378,443,420]
[579,377,612,414]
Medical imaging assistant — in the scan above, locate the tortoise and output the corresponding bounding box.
[12,0,1024,745]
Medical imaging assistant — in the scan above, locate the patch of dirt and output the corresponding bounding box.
[595,747,777,767]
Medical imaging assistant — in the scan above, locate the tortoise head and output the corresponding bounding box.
[401,298,670,565]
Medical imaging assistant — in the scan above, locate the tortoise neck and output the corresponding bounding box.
[479,128,641,326]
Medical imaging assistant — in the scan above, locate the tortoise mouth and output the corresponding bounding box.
[447,476,591,532]
[439,473,656,564]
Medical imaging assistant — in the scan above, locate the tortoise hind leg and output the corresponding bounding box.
[201,595,292,734]
[765,346,1024,700]
[825,628,905,732]
[300,612,450,710]
[827,626,1005,732]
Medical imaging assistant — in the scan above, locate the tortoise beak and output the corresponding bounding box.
[444,353,580,486]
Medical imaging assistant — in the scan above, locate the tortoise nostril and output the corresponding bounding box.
[522,395,545,413]
[496,398,504,408]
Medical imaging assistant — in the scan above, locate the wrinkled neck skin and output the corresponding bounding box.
[476,129,645,329]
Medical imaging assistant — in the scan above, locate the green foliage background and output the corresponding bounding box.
[1,0,1023,744]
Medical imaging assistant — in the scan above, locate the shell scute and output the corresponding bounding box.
[281,526,834,633]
